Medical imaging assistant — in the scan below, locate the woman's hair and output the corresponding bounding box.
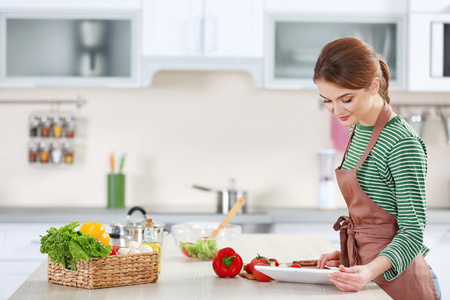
[313,37,391,104]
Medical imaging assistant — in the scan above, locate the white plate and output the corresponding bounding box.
[254,265,339,285]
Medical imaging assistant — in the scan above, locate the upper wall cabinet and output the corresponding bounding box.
[0,12,139,87]
[142,0,263,57]
[408,1,450,91]
[141,0,264,88]
[0,0,140,10]
[264,0,407,90]
[265,15,406,90]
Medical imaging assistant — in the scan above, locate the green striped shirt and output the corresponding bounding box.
[342,115,429,281]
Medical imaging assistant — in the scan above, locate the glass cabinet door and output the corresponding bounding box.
[265,15,405,90]
[1,13,138,87]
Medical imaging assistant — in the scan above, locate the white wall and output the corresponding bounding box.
[0,71,449,211]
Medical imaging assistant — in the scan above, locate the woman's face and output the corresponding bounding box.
[315,78,380,127]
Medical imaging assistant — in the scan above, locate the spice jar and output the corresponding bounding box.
[51,142,63,164]
[64,116,75,138]
[39,141,50,163]
[28,141,38,163]
[40,116,51,138]
[29,115,39,137]
[64,142,74,164]
[52,116,63,138]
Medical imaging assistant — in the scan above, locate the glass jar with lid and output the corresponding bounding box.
[29,115,39,137]
[52,116,63,138]
[28,141,38,163]
[51,142,63,164]
[64,142,74,164]
[64,116,75,138]
[40,116,51,138]
[39,141,50,163]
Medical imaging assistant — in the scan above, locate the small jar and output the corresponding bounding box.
[39,141,50,163]
[29,115,39,137]
[52,116,63,138]
[51,142,63,164]
[64,142,74,164]
[40,116,51,138]
[28,141,38,163]
[64,116,75,138]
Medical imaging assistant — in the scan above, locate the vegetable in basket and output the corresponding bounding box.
[40,221,112,271]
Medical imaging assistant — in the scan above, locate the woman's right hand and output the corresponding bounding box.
[317,250,341,269]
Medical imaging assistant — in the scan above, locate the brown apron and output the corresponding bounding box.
[333,104,438,300]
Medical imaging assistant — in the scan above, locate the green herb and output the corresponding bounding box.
[40,221,112,271]
[179,240,218,259]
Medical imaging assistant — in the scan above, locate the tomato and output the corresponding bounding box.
[249,254,269,273]
[245,263,252,274]
[289,263,301,268]
[181,242,194,258]
[112,245,121,252]
[269,258,280,267]
[253,262,273,282]
[110,248,118,256]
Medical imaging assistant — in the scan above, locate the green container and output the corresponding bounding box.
[107,174,125,208]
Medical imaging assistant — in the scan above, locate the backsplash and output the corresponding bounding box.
[0,71,449,210]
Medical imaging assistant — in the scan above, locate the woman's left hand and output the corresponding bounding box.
[327,264,373,292]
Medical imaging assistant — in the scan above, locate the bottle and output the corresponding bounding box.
[28,141,38,163]
[40,116,51,138]
[39,141,50,163]
[140,218,161,273]
[52,116,63,138]
[29,115,39,137]
[51,142,63,164]
[64,116,75,138]
[63,142,74,164]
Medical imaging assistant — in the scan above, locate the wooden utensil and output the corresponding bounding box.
[208,197,246,239]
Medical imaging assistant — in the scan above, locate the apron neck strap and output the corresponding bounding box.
[355,104,392,169]
[338,104,392,169]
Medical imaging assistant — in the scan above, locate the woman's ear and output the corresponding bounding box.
[370,78,380,95]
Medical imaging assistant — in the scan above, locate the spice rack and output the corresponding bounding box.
[28,113,76,165]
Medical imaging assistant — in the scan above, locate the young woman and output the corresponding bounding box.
[313,37,440,300]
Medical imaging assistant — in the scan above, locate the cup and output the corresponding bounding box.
[107,174,125,208]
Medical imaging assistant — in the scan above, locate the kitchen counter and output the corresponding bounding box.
[1,206,449,224]
[10,234,391,300]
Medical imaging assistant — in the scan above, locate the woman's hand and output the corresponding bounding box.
[317,250,341,269]
[328,265,372,292]
[327,256,392,292]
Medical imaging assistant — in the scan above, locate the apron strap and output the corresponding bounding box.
[355,104,392,169]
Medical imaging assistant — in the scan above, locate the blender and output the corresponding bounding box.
[317,149,336,210]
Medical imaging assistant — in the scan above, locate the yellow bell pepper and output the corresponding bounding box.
[79,222,110,245]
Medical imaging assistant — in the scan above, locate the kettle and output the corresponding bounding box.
[190,178,247,215]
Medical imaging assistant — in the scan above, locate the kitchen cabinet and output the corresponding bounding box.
[141,0,264,88]
[265,14,405,90]
[0,223,63,300]
[142,0,263,57]
[408,12,450,91]
[0,12,139,87]
[266,0,407,14]
[0,0,140,10]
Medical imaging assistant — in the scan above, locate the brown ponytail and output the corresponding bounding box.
[378,56,391,104]
[314,37,391,104]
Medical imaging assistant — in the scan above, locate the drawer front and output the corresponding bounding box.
[0,223,65,260]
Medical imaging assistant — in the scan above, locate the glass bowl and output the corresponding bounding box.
[171,222,242,259]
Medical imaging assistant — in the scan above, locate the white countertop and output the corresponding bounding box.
[10,234,392,300]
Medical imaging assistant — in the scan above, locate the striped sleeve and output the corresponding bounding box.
[377,137,428,281]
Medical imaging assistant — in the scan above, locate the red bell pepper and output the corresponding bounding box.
[212,247,243,278]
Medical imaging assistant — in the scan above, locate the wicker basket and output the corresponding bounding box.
[47,252,159,289]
